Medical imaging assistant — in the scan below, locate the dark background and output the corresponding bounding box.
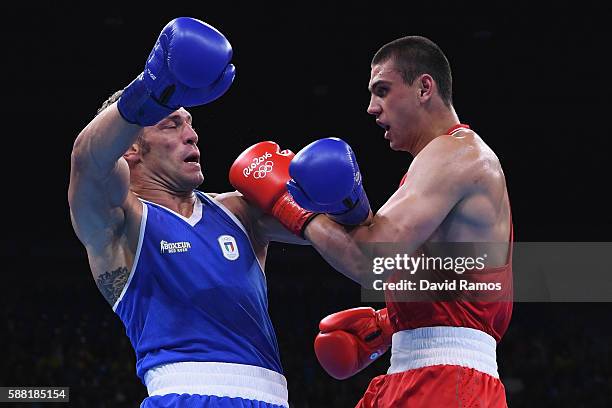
[3,1,611,406]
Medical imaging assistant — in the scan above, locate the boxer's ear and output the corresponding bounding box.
[123,144,141,167]
[417,74,434,100]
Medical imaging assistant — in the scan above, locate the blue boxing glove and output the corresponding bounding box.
[287,138,371,225]
[118,17,235,126]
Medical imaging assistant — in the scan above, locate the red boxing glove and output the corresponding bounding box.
[229,141,316,236]
[314,307,394,380]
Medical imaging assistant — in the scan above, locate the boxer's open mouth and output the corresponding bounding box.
[184,153,200,163]
[376,119,390,131]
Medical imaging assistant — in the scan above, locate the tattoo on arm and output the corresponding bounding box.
[96,266,129,306]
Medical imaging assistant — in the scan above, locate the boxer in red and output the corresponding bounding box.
[230,35,512,407]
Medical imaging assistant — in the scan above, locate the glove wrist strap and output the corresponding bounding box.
[330,193,371,226]
[117,74,175,126]
[272,193,317,237]
[376,308,395,341]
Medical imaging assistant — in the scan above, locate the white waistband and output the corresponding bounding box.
[388,326,499,379]
[144,362,289,407]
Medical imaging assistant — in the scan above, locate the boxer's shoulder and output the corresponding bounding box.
[429,130,480,155]
[208,191,265,237]
[416,134,480,176]
[207,191,252,220]
[409,132,501,200]
[212,190,249,207]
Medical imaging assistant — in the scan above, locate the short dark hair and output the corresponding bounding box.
[372,36,453,107]
[96,89,124,116]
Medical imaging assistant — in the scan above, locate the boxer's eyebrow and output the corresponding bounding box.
[164,113,193,125]
[177,113,193,125]
[369,80,390,94]
[159,116,179,126]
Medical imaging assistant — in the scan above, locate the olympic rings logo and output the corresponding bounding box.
[253,161,274,179]
[243,152,274,178]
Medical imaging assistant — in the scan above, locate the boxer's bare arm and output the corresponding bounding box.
[69,103,141,244]
[304,136,481,284]
[255,215,311,245]
[69,103,142,304]
[216,191,309,246]
[214,191,309,271]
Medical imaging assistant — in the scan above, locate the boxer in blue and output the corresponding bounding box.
[68,17,312,407]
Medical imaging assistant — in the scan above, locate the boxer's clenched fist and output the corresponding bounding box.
[118,17,235,126]
[230,141,317,237]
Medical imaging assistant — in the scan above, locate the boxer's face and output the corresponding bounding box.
[367,60,419,151]
[139,108,204,190]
